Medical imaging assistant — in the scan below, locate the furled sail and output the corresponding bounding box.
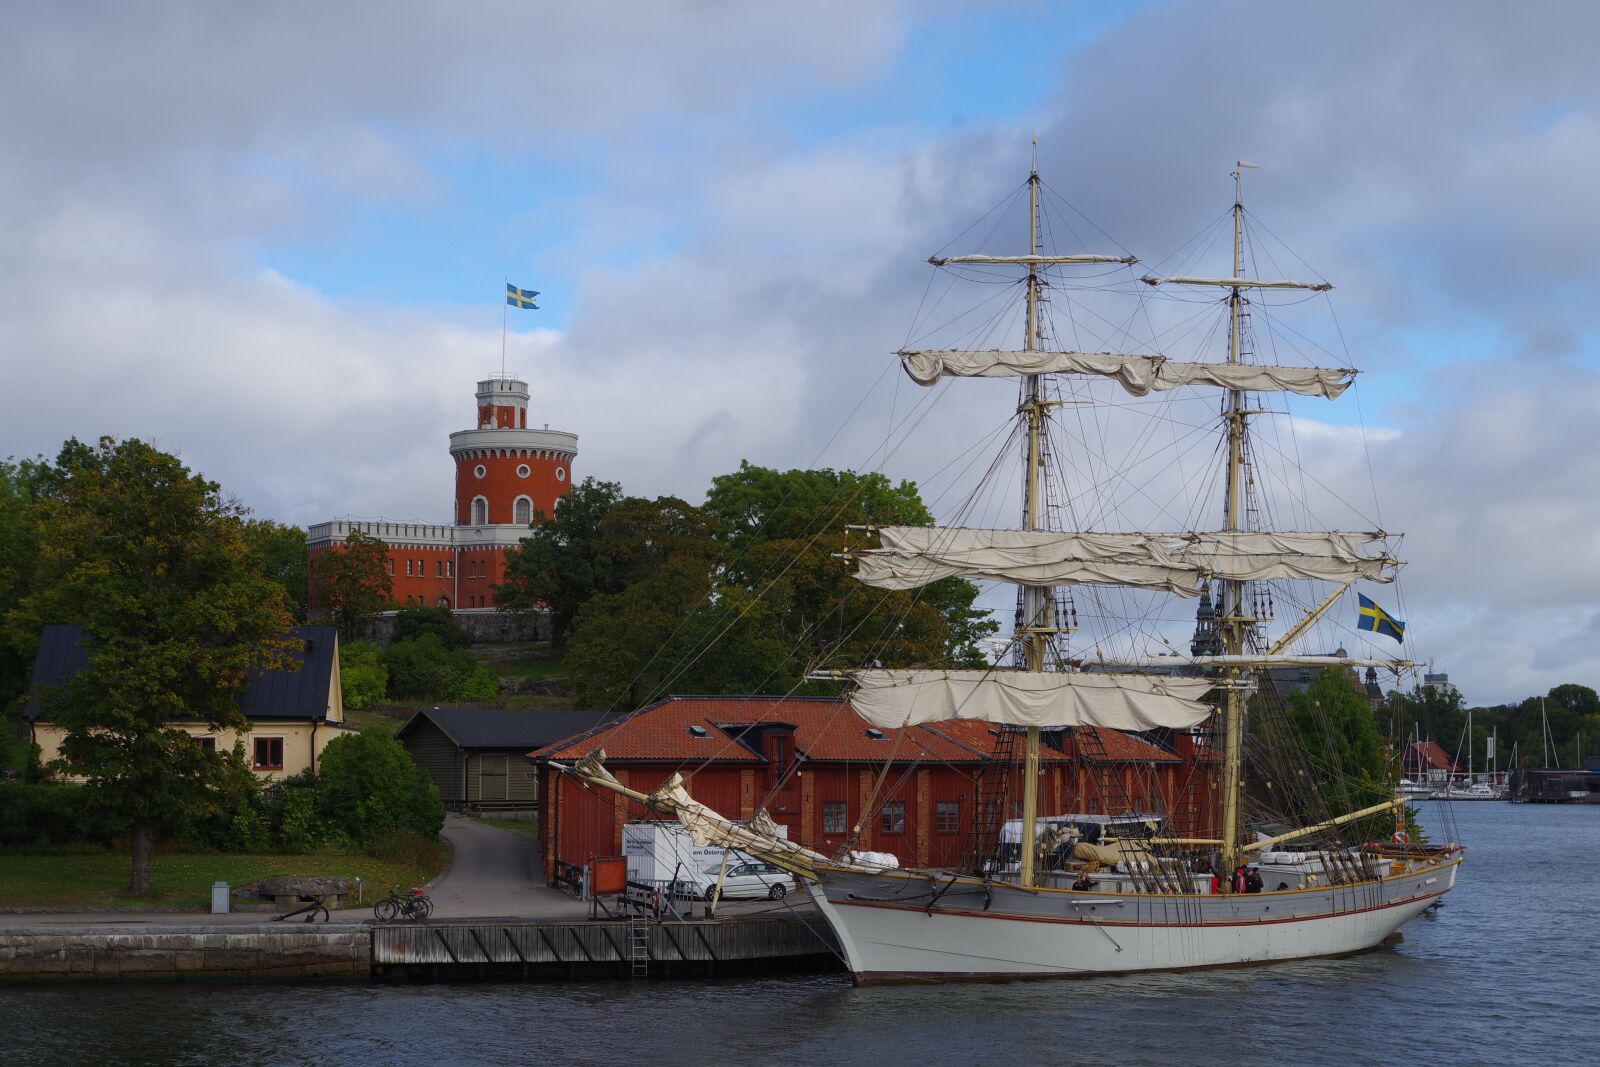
[854,527,1397,595]
[898,349,1356,399]
[849,669,1215,730]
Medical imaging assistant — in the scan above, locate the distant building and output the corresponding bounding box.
[22,624,352,779]
[306,375,577,618]
[1420,671,1458,696]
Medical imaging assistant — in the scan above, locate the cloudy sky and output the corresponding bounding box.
[2,1,1596,706]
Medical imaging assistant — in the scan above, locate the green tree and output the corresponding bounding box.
[309,530,392,641]
[315,729,444,844]
[391,604,469,650]
[381,633,494,701]
[242,519,309,621]
[1256,670,1391,838]
[496,476,623,645]
[560,493,783,708]
[6,437,296,894]
[703,462,995,672]
[338,641,389,710]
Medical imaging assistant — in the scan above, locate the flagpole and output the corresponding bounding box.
[500,278,508,379]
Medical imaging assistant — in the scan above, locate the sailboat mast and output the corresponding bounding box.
[1019,140,1045,888]
[1217,162,1254,884]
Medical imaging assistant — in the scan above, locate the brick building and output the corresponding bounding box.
[528,695,1220,882]
[306,375,577,613]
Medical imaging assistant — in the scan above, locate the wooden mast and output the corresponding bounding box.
[1216,161,1253,886]
[1019,139,1045,887]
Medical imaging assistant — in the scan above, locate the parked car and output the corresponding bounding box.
[675,860,796,900]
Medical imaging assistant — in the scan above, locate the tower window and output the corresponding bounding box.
[386,559,393,575]
[513,496,532,525]
[405,559,412,577]
[471,497,488,525]
[436,560,443,578]
[474,464,486,479]
[555,467,566,482]
[516,464,530,478]
[446,561,452,578]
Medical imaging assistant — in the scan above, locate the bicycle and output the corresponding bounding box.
[373,884,434,922]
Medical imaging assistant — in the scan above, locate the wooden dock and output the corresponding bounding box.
[370,912,842,980]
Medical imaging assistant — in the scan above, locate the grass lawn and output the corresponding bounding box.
[0,845,448,909]
[474,816,539,840]
[343,707,410,736]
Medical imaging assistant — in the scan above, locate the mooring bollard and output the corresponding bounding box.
[211,881,230,915]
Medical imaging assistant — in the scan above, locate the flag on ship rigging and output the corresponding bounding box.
[1357,593,1405,642]
[505,283,540,309]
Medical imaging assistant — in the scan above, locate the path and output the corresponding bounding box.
[427,813,586,919]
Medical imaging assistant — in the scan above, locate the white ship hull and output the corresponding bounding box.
[806,855,1460,983]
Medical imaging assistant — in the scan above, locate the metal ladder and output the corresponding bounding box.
[626,914,649,978]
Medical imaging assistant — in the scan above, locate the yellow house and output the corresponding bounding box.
[22,624,355,779]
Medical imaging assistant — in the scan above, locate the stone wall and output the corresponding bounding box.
[362,609,549,646]
[0,923,370,982]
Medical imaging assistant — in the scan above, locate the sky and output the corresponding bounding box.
[2,0,1597,707]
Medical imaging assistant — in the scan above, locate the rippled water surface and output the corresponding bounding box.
[4,802,1595,1066]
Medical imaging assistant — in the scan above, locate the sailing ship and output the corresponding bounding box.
[562,153,1463,981]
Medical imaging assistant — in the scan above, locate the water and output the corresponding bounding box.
[4,802,1595,1066]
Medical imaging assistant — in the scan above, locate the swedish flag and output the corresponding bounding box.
[506,283,540,310]
[1357,593,1405,643]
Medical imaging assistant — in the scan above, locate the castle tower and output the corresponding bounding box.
[307,373,579,619]
[449,377,578,528]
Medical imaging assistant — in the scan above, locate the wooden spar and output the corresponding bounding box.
[1266,580,1353,656]
[1239,797,1406,854]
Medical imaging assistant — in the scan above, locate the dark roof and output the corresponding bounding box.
[397,707,622,751]
[22,624,338,722]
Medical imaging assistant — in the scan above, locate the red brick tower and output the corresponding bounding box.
[307,374,578,615]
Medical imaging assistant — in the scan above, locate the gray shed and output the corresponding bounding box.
[396,708,616,812]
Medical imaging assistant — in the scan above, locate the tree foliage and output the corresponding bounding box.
[546,463,997,709]
[338,641,389,710]
[309,529,392,641]
[392,604,469,650]
[242,519,309,621]
[495,476,623,644]
[5,436,297,894]
[314,729,444,845]
[1389,681,1600,770]
[381,633,496,701]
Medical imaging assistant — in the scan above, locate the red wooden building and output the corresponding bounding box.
[528,695,1221,882]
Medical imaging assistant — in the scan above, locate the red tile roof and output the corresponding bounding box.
[1403,741,1456,771]
[923,719,1067,762]
[1073,726,1183,764]
[530,695,980,765]
[529,696,1184,767]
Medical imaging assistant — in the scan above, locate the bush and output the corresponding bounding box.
[339,641,389,710]
[391,605,469,650]
[176,742,266,852]
[0,784,126,848]
[316,729,444,845]
[382,634,474,700]
[455,666,500,701]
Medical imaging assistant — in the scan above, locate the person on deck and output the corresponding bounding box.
[1232,866,1248,894]
[1245,867,1263,893]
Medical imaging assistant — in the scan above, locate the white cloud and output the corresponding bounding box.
[1,1,1597,706]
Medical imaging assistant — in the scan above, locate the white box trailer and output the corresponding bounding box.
[621,820,788,891]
